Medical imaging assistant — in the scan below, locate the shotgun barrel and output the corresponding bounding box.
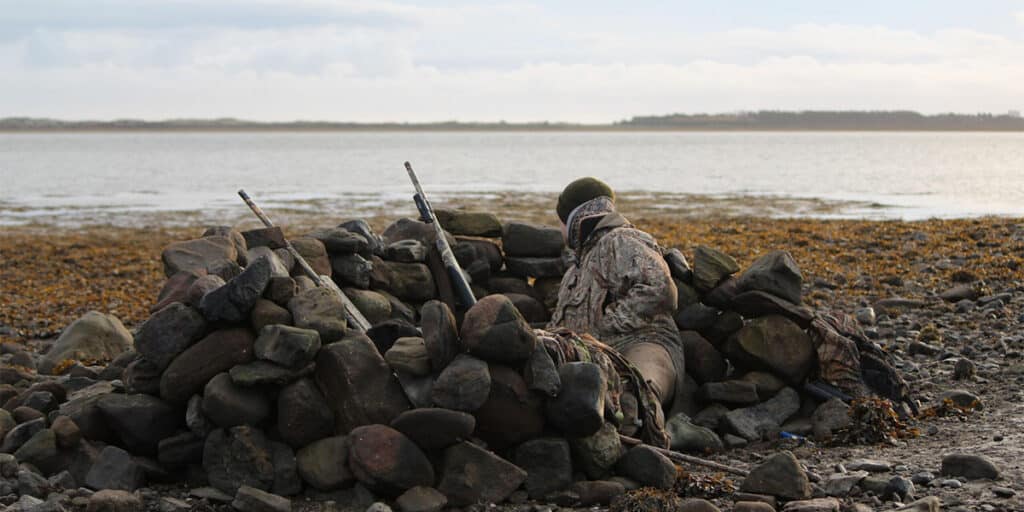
[238,189,372,332]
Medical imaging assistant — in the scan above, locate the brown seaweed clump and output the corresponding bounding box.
[610,488,683,512]
[829,398,920,446]
[673,468,735,499]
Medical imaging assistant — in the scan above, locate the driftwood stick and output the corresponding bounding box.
[619,434,749,477]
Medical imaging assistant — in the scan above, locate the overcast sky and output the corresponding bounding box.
[3,0,1023,122]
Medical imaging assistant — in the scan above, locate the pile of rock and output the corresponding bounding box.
[0,211,911,512]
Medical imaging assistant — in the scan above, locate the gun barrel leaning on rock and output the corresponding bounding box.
[238,189,372,332]
[404,161,478,309]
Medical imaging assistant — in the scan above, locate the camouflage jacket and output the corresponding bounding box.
[549,212,680,351]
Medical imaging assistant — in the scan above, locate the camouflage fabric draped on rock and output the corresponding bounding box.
[809,311,916,415]
[549,212,688,414]
[538,328,670,448]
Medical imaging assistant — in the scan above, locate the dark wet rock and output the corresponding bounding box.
[781,498,840,512]
[268,441,301,497]
[675,279,701,311]
[681,331,727,383]
[698,380,760,405]
[229,360,306,387]
[157,431,204,467]
[349,424,435,497]
[420,301,459,372]
[504,292,549,323]
[386,337,431,376]
[474,364,545,448]
[545,362,605,437]
[370,258,437,303]
[57,382,115,441]
[385,240,428,263]
[457,237,504,272]
[198,257,272,323]
[811,398,850,439]
[153,269,205,313]
[13,428,57,470]
[703,276,741,310]
[524,344,560,397]
[940,453,1000,480]
[431,354,491,411]
[123,357,163,395]
[437,441,527,506]
[575,480,626,506]
[296,436,352,491]
[366,319,420,356]
[161,328,255,403]
[51,415,81,449]
[40,311,133,374]
[664,248,693,282]
[693,404,730,430]
[939,284,980,302]
[884,476,915,502]
[460,294,537,363]
[666,414,723,453]
[740,451,812,500]
[486,276,540,300]
[395,373,435,409]
[344,288,392,325]
[315,333,411,433]
[675,303,721,332]
[204,426,275,495]
[736,250,803,304]
[502,222,564,258]
[250,298,293,333]
[953,358,976,380]
[616,445,676,490]
[288,288,348,344]
[395,486,448,512]
[202,372,271,428]
[97,393,180,454]
[723,387,801,441]
[310,227,368,255]
[241,227,286,250]
[739,371,788,401]
[290,237,332,277]
[692,245,740,291]
[331,253,373,289]
[265,277,297,308]
[247,246,290,277]
[506,256,566,278]
[207,258,244,281]
[435,210,503,238]
[390,408,475,452]
[85,446,144,491]
[232,485,291,512]
[908,341,941,357]
[724,315,815,384]
[186,274,226,307]
[515,438,573,499]
[340,219,385,256]
[730,291,814,328]
[162,236,238,277]
[381,218,452,248]
[570,422,626,479]
[254,324,320,369]
[135,303,208,371]
[277,379,333,449]
[12,405,45,424]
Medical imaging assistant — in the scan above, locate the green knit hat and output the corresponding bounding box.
[557,177,615,222]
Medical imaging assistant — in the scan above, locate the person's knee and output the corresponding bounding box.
[621,343,676,405]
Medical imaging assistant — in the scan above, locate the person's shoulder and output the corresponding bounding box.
[595,226,659,252]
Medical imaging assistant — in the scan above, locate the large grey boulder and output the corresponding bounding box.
[723,387,801,441]
[161,236,237,277]
[40,311,133,374]
[437,441,527,506]
[724,315,815,384]
[160,328,255,403]
[203,426,275,495]
[314,333,411,433]
[287,288,348,344]
[254,325,321,369]
[199,257,273,323]
[735,250,803,304]
[739,451,812,500]
[134,302,208,371]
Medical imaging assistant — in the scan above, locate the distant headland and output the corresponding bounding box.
[3,110,1024,132]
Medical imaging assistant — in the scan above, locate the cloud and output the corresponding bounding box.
[1,1,1023,121]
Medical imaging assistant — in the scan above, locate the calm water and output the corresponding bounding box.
[1,131,1023,226]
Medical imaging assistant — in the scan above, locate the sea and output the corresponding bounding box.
[1,131,1023,227]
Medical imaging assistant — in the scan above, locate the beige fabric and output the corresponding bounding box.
[548,213,686,410]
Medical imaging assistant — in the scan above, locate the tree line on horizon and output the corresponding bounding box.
[2,110,1023,131]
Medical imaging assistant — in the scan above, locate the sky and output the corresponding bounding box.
[2,0,1023,122]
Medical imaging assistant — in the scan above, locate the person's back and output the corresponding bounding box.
[547,178,685,410]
